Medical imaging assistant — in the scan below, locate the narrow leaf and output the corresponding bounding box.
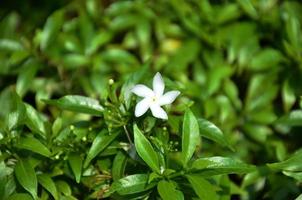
[14,159,37,199]
[191,156,256,176]
[182,109,200,167]
[134,124,160,173]
[112,151,128,181]
[24,103,46,138]
[68,154,82,183]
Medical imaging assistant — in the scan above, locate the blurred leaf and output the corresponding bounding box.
[282,79,296,112]
[186,175,219,200]
[190,156,256,176]
[40,10,64,51]
[68,154,82,183]
[24,103,46,138]
[268,149,302,172]
[37,174,59,200]
[43,95,104,116]
[0,39,23,51]
[84,130,119,168]
[182,109,200,167]
[157,180,184,200]
[275,110,302,126]
[250,49,284,71]
[237,0,258,18]
[134,124,160,173]
[18,136,51,157]
[7,193,33,200]
[16,59,39,98]
[15,159,37,199]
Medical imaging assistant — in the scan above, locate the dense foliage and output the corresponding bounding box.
[1,0,302,199]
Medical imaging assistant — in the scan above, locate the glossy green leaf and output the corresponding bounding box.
[68,154,82,183]
[134,124,160,173]
[198,118,233,150]
[110,174,154,195]
[112,151,128,181]
[157,180,184,200]
[191,156,256,176]
[84,130,119,168]
[37,174,59,200]
[182,109,200,167]
[186,175,219,200]
[43,95,104,116]
[18,136,51,157]
[14,159,37,199]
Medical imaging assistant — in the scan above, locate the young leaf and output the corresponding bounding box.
[37,174,59,200]
[43,95,104,116]
[109,174,155,195]
[68,154,82,183]
[133,124,160,173]
[84,130,119,168]
[18,136,51,157]
[182,109,200,167]
[190,156,256,176]
[198,118,233,150]
[186,175,219,200]
[157,180,184,200]
[14,159,37,199]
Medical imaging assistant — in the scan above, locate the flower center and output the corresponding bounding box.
[151,96,157,103]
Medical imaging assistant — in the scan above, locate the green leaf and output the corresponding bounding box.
[237,0,257,19]
[112,151,128,181]
[24,103,46,138]
[68,154,82,183]
[282,79,296,112]
[157,180,184,200]
[84,130,119,168]
[186,175,219,200]
[14,159,37,199]
[182,109,200,167]
[109,174,154,195]
[198,118,233,150]
[16,59,39,98]
[43,95,104,116]
[18,136,51,157]
[133,124,160,173]
[274,110,302,126]
[7,193,33,200]
[40,10,64,51]
[190,156,256,176]
[267,149,302,172]
[37,174,59,200]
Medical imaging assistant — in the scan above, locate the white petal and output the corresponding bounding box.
[135,98,150,117]
[153,72,165,97]
[159,90,180,105]
[131,84,154,98]
[150,104,168,119]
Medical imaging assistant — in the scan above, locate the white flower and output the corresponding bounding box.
[131,72,180,120]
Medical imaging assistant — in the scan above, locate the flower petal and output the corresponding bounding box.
[153,72,165,97]
[135,98,150,117]
[150,104,168,119]
[131,84,154,98]
[159,90,180,105]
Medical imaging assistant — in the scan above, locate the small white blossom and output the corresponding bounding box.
[131,72,180,120]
